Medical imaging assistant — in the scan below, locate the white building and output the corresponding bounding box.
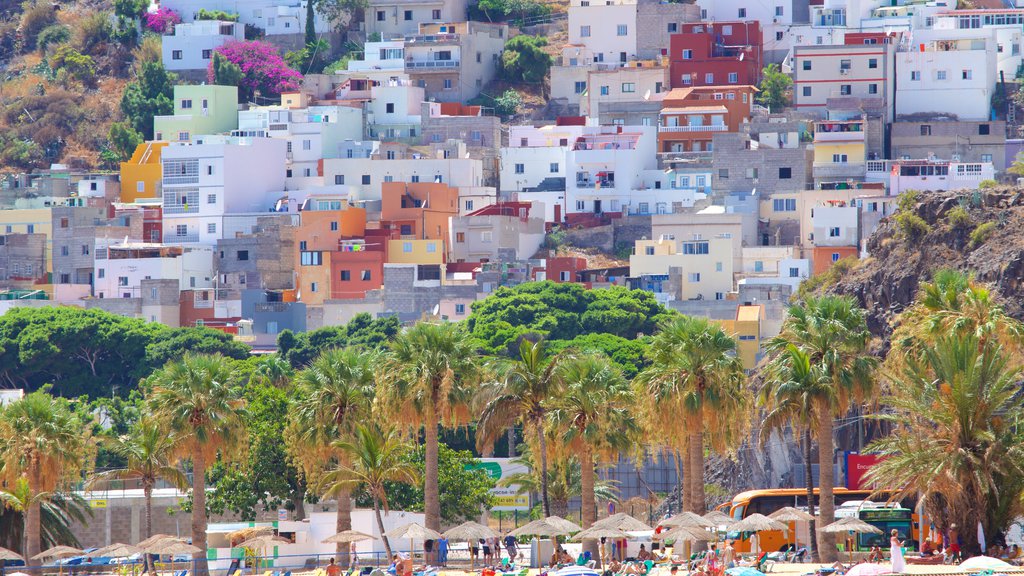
[811,202,860,247]
[695,0,800,62]
[365,82,425,141]
[94,243,214,300]
[161,135,287,246]
[867,158,996,193]
[162,20,244,72]
[322,144,484,201]
[738,256,809,292]
[159,0,331,36]
[567,0,639,65]
[365,0,468,36]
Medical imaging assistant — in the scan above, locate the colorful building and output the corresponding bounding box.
[120,142,168,203]
[669,21,762,89]
[658,86,755,154]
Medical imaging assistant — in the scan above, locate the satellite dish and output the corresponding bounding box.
[432,304,440,315]
[643,89,651,101]
[739,52,745,61]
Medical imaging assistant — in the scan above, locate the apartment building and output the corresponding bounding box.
[866,158,996,193]
[160,0,331,36]
[658,86,754,155]
[94,243,214,300]
[365,82,425,143]
[448,201,546,263]
[581,63,669,126]
[810,200,859,274]
[812,117,868,184]
[120,142,168,203]
[161,20,244,75]
[215,215,297,302]
[365,0,468,36]
[404,22,508,103]
[711,132,814,196]
[892,119,1007,171]
[294,197,371,306]
[420,102,501,148]
[153,85,240,143]
[791,43,895,117]
[0,234,47,288]
[694,0,804,62]
[670,21,762,89]
[629,236,734,301]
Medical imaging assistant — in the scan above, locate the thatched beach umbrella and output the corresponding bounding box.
[769,507,816,552]
[663,512,716,529]
[593,513,653,532]
[820,517,882,563]
[545,516,583,534]
[702,511,734,527]
[386,522,442,563]
[509,519,572,538]
[443,521,499,569]
[322,530,376,544]
[32,546,83,576]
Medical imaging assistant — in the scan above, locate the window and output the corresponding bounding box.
[753,261,763,272]
[832,252,841,262]
[559,271,571,282]
[385,102,395,114]
[515,163,525,174]
[481,231,493,243]
[868,58,878,69]
[982,153,993,163]
[465,200,473,211]
[404,9,412,19]
[746,167,758,179]
[716,262,724,272]
[617,24,627,36]
[840,59,851,71]
[574,81,586,94]
[456,232,465,243]
[60,217,68,228]
[705,72,714,84]
[668,23,677,33]
[776,31,784,41]
[180,99,192,109]
[206,193,216,204]
[118,276,129,287]
[335,175,345,185]
[361,270,372,281]
[779,167,792,179]
[687,272,701,282]
[476,52,481,63]
[202,49,212,59]
[432,9,441,18]
[802,60,811,71]
[773,198,797,211]
[936,70,947,80]
[682,241,709,255]
[681,74,692,85]
[580,25,591,37]
[376,10,385,20]
[172,50,182,60]
[300,251,323,266]
[911,70,921,81]
[979,124,991,135]
[402,242,412,253]
[962,69,972,80]
[840,84,851,95]
[176,224,188,236]
[576,200,585,211]
[600,85,609,96]
[207,223,217,234]
[829,227,840,237]
[361,175,370,185]
[921,125,932,136]
[728,72,738,83]
[310,282,317,293]
[719,168,729,179]
[621,82,636,93]
[454,303,466,315]
[802,86,811,97]
[789,267,800,278]
[868,83,878,94]
[645,246,655,255]
[237,250,249,261]
[340,270,351,281]
[738,7,746,17]
[60,246,69,256]
[550,162,559,173]
[443,79,453,89]
[832,153,848,163]
[98,269,105,279]
[330,221,338,231]
[681,49,693,60]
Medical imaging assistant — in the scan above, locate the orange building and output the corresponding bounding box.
[657,85,757,154]
[120,142,168,203]
[330,241,386,300]
[295,196,368,306]
[811,246,858,275]
[380,181,460,242]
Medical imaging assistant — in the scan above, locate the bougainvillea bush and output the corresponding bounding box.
[143,7,181,33]
[208,40,303,97]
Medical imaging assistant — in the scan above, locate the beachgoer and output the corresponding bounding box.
[891,529,905,574]
[637,544,651,562]
[868,545,882,563]
[471,540,479,561]
[482,538,492,565]
[438,536,449,566]
[424,539,434,565]
[723,540,736,569]
[949,524,962,564]
[504,533,518,561]
[326,558,342,576]
[350,542,359,567]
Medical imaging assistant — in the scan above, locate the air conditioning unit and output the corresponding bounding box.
[951,154,961,162]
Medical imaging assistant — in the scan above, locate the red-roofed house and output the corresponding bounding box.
[658,85,756,154]
[449,201,547,262]
[669,21,762,89]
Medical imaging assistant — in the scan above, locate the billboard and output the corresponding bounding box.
[845,453,884,490]
[465,458,531,511]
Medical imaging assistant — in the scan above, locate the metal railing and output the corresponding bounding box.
[658,125,728,133]
[406,60,459,69]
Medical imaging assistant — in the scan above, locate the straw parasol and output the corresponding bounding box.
[92,543,141,558]
[663,511,716,529]
[386,522,442,563]
[0,547,23,562]
[572,526,633,541]
[135,534,177,548]
[322,530,376,544]
[141,539,201,556]
[729,514,788,533]
[509,519,572,538]
[32,546,84,576]
[819,517,882,563]
[237,535,290,549]
[702,511,734,527]
[443,522,499,569]
[228,526,274,545]
[769,507,816,552]
[655,525,717,543]
[592,513,653,532]
[545,516,583,534]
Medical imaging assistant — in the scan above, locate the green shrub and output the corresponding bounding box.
[75,12,113,55]
[945,205,972,230]
[970,221,996,248]
[197,8,239,21]
[50,45,97,87]
[978,179,997,189]
[37,24,70,53]
[20,2,57,51]
[895,190,931,242]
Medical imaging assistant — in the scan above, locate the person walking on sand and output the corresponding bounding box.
[891,529,906,574]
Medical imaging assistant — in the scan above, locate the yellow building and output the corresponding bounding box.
[387,239,445,265]
[630,236,733,301]
[120,142,168,203]
[717,304,763,370]
[812,119,867,178]
[0,208,54,273]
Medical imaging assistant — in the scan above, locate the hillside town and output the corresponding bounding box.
[0,0,1017,362]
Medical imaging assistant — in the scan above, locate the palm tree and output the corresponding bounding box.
[286,348,375,562]
[548,354,637,563]
[0,391,90,563]
[147,353,247,576]
[318,424,418,559]
[252,354,295,388]
[867,333,1024,556]
[766,296,876,562]
[86,419,189,539]
[634,316,747,513]
[378,322,483,531]
[758,344,827,560]
[0,478,89,553]
[499,451,619,518]
[477,338,565,517]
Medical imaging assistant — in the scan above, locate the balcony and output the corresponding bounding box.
[659,125,728,133]
[256,302,290,313]
[406,59,460,70]
[163,232,199,243]
[814,130,865,143]
[405,33,460,44]
[813,162,867,180]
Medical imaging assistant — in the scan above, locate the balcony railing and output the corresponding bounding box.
[405,33,460,44]
[164,232,199,243]
[406,60,460,69]
[256,302,290,313]
[659,125,728,133]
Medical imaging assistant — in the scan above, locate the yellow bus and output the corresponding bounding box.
[722,488,924,553]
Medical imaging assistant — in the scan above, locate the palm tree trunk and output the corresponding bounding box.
[144,482,154,539]
[675,448,691,514]
[375,497,393,559]
[424,409,441,532]
[336,486,353,566]
[192,448,210,576]
[804,428,818,562]
[537,425,551,517]
[816,408,837,563]
[292,480,307,521]
[689,409,706,512]
[507,428,516,457]
[580,446,600,567]
[26,472,41,565]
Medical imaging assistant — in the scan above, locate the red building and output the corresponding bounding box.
[330,240,386,300]
[541,257,588,283]
[844,31,899,45]
[669,21,762,89]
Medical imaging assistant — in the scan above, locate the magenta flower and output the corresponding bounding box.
[144,7,181,34]
[208,40,303,96]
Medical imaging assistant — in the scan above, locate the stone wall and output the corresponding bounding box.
[562,215,652,253]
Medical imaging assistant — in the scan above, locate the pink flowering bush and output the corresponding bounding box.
[144,7,181,34]
[208,40,303,97]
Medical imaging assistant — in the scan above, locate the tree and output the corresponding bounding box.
[36,24,70,53]
[287,348,375,563]
[493,89,522,118]
[765,296,876,562]
[251,354,294,388]
[757,64,792,112]
[315,0,370,31]
[634,316,747,513]
[86,419,188,538]
[1009,151,1024,177]
[280,314,399,368]
[867,334,1024,556]
[758,344,827,560]
[50,45,97,87]
[143,7,181,33]
[0,391,92,563]
[0,478,90,554]
[212,52,243,89]
[546,333,649,379]
[144,326,251,368]
[147,353,247,576]
[121,61,175,139]
[477,338,564,516]
[209,41,302,100]
[548,354,637,564]
[378,322,483,531]
[499,449,618,518]
[107,121,142,162]
[305,0,317,48]
[320,424,418,559]
[501,35,552,84]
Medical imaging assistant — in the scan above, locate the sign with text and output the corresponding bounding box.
[845,453,884,490]
[465,458,531,511]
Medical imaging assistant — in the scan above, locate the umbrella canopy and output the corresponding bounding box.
[702,511,734,526]
[555,567,601,576]
[572,526,634,541]
[545,516,583,534]
[227,526,274,543]
[92,543,141,558]
[135,534,177,548]
[8,572,30,576]
[141,539,201,555]
[818,517,883,534]
[663,511,716,529]
[385,522,442,541]
[322,530,376,544]
[509,519,571,538]
[592,513,653,532]
[0,547,24,561]
[845,564,892,576]
[769,507,815,523]
[32,546,84,561]
[725,568,766,576]
[729,514,788,533]
[237,535,290,549]
[655,525,716,542]
[960,556,1014,571]
[442,521,498,542]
